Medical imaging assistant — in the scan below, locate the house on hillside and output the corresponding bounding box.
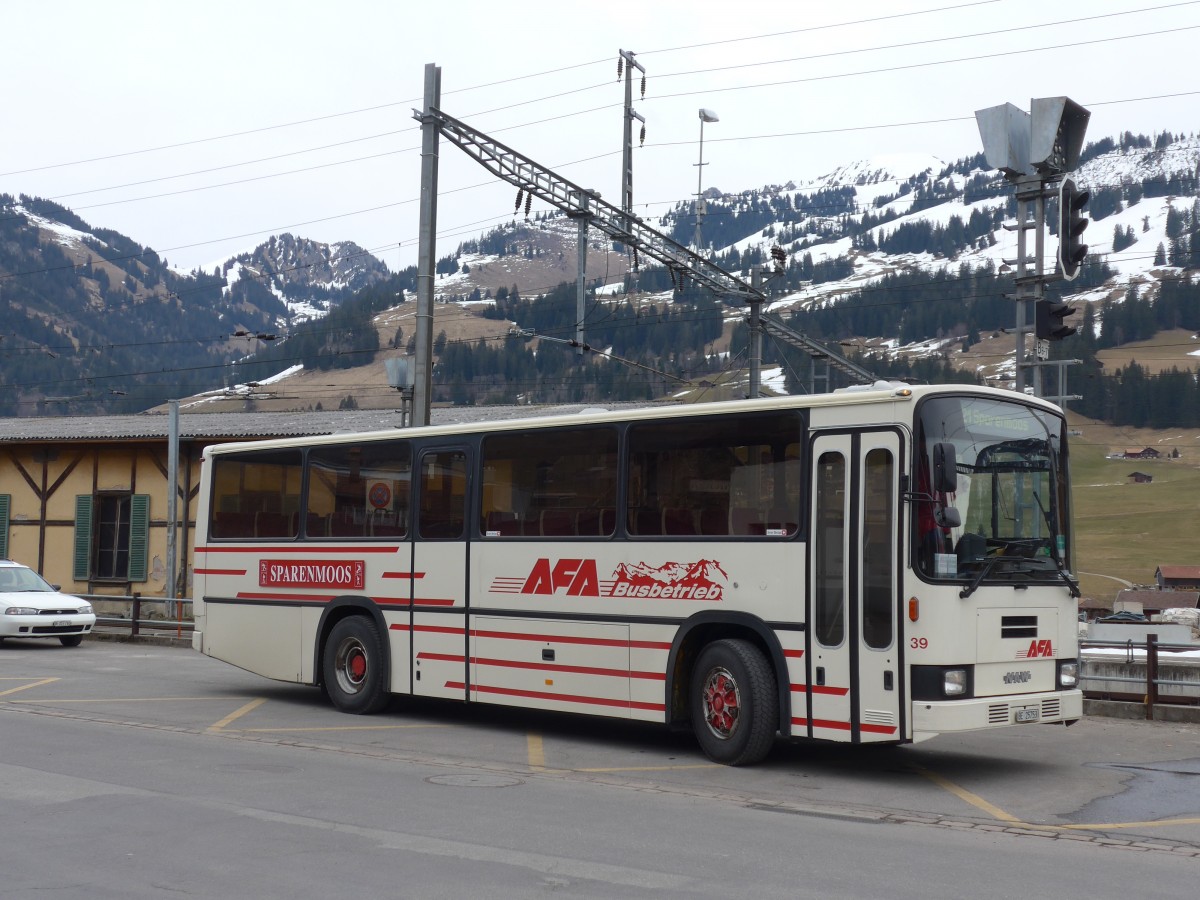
[1156,566,1200,592]
[1123,447,1162,460]
[1127,471,1153,484]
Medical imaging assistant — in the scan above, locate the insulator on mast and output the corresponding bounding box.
[617,56,623,81]
[640,74,645,98]
[639,125,645,147]
[524,192,532,217]
[514,189,523,214]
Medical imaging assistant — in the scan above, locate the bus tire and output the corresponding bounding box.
[323,616,389,715]
[690,639,778,766]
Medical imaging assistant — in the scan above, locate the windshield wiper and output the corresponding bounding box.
[959,555,1000,599]
[1033,491,1081,598]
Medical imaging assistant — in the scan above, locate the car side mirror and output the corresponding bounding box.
[933,442,958,494]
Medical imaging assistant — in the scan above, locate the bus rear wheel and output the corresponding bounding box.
[323,616,389,714]
[690,639,778,766]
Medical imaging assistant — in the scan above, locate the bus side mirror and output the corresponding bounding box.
[933,442,958,494]
[934,506,961,529]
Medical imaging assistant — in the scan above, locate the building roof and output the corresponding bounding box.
[0,404,672,444]
[1157,566,1200,581]
[1114,589,1173,608]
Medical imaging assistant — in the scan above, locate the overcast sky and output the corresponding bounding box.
[2,0,1197,274]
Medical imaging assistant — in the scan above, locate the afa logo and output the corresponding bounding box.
[494,557,728,601]
[1017,639,1055,659]
[520,558,600,597]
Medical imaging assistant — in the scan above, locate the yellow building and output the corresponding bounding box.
[0,409,417,598]
[0,404,617,599]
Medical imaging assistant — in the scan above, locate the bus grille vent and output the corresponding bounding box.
[1041,698,1061,719]
[988,703,1010,724]
[862,709,895,726]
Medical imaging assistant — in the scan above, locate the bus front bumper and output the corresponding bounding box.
[912,689,1083,742]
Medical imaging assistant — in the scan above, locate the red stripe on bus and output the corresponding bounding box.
[383,572,424,579]
[417,652,665,681]
[233,592,410,605]
[447,681,664,712]
[412,624,466,635]
[788,684,849,696]
[783,649,804,658]
[194,568,246,576]
[197,545,399,553]
[793,718,852,731]
[470,628,671,651]
[791,717,895,735]
[413,598,457,607]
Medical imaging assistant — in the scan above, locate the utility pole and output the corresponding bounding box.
[166,399,179,615]
[412,62,442,427]
[568,189,592,357]
[618,50,645,237]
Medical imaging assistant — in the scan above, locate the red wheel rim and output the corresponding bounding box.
[701,666,741,739]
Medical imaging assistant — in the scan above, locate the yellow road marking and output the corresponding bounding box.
[1059,817,1200,831]
[238,724,453,733]
[913,765,1022,823]
[208,697,268,731]
[527,733,545,771]
[9,696,248,704]
[0,677,59,697]
[576,764,721,773]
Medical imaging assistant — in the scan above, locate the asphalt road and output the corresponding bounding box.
[2,639,1199,898]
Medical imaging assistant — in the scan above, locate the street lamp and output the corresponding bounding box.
[694,108,719,252]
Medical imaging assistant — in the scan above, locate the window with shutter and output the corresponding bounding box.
[0,495,10,561]
[74,495,94,581]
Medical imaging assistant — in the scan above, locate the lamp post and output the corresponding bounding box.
[693,108,719,252]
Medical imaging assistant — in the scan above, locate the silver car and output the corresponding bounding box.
[0,560,96,647]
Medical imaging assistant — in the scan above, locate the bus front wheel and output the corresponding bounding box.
[323,616,389,714]
[690,639,778,766]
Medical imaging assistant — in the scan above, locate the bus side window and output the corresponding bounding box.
[628,411,802,539]
[308,441,411,541]
[479,427,618,538]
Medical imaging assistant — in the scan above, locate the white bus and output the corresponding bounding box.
[191,383,1082,765]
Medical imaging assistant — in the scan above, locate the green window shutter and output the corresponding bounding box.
[128,494,150,582]
[74,495,93,581]
[0,495,10,560]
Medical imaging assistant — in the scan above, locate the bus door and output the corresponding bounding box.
[808,430,902,743]
[410,447,470,701]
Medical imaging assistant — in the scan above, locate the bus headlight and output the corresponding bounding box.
[1058,660,1079,689]
[944,669,968,696]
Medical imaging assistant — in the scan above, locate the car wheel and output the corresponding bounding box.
[690,639,778,766]
[60,635,84,647]
[322,616,389,714]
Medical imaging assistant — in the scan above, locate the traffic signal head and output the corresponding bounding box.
[1058,177,1090,280]
[1035,299,1077,341]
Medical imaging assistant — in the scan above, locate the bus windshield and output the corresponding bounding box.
[913,395,1071,588]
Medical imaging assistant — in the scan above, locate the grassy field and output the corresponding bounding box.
[1068,412,1200,605]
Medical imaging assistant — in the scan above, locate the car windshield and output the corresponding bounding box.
[913,395,1070,585]
[0,566,53,593]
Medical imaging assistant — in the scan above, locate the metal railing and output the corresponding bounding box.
[84,593,194,641]
[1080,633,1200,719]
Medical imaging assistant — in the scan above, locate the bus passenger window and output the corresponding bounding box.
[308,441,411,540]
[209,450,302,539]
[479,427,617,538]
[627,411,802,538]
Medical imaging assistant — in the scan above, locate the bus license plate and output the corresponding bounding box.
[1015,707,1039,723]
